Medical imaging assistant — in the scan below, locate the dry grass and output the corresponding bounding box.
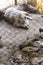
[36,0,43,14]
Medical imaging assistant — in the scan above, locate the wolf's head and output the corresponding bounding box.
[17,14,29,29]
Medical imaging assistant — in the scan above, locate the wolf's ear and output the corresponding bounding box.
[26,16,33,20]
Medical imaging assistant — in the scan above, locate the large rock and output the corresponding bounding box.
[22,46,39,52]
[22,46,39,56]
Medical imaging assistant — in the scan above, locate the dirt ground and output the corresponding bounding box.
[0,14,43,64]
[0,14,43,45]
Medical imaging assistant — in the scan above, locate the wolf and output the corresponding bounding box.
[4,7,29,29]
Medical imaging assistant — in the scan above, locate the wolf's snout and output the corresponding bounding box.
[24,25,29,29]
[24,24,29,29]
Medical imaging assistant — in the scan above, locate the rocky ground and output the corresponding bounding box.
[0,14,43,65]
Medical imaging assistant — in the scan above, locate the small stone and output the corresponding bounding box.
[40,32,43,39]
[32,53,39,57]
[39,48,43,56]
[22,46,39,53]
[13,51,23,62]
[35,41,43,47]
[31,57,43,65]
[0,36,3,48]
[39,27,43,33]
[6,59,14,65]
[39,42,43,46]
[41,62,43,65]
[19,40,29,50]
[0,43,3,48]
[15,53,22,60]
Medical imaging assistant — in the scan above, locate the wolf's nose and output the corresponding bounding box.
[24,25,29,29]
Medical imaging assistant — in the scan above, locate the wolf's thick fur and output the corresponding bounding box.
[4,7,29,28]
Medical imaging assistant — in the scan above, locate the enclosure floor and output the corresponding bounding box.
[0,14,43,45]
